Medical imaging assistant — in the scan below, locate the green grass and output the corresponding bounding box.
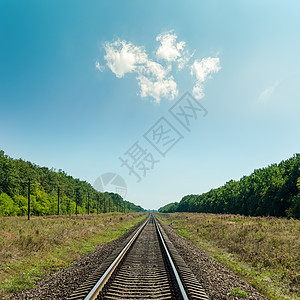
[232,288,248,297]
[157,212,299,300]
[0,213,147,297]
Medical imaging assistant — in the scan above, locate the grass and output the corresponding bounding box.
[0,212,147,297]
[232,288,248,297]
[157,212,299,300]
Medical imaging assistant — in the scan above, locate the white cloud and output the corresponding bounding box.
[191,57,221,83]
[143,61,170,80]
[138,61,177,103]
[138,75,177,103]
[190,57,221,99]
[102,32,221,103]
[258,81,280,104]
[156,30,185,62]
[104,40,147,78]
[104,39,178,103]
[155,30,193,70]
[95,61,104,72]
[192,82,204,100]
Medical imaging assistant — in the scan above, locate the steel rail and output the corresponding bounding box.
[84,214,190,300]
[84,216,150,300]
[153,215,189,300]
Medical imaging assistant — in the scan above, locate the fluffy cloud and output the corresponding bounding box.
[192,82,205,100]
[104,40,147,78]
[104,39,177,103]
[156,30,192,70]
[156,31,185,62]
[138,61,177,103]
[138,75,177,103]
[102,32,220,103]
[190,57,221,99]
[191,57,221,83]
[143,61,170,80]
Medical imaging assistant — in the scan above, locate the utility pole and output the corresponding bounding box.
[27,179,31,220]
[87,193,90,215]
[57,186,60,215]
[96,194,99,215]
[75,188,79,216]
[76,196,78,216]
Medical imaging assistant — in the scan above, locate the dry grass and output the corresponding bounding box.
[0,213,147,296]
[157,212,299,300]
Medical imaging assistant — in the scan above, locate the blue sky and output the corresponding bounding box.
[0,1,299,210]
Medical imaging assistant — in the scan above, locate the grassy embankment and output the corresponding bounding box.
[0,212,147,297]
[157,213,299,300]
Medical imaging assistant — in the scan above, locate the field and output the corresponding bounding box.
[157,213,299,300]
[0,213,147,297]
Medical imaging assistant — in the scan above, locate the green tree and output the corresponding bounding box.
[159,154,300,219]
[0,193,17,216]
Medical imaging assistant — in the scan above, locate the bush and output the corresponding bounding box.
[0,193,18,216]
[13,195,27,216]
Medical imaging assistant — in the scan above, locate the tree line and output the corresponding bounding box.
[159,154,300,219]
[0,150,144,216]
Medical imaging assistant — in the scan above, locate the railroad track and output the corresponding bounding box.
[67,214,208,300]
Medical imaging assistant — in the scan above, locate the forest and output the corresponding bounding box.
[0,150,144,216]
[159,154,300,219]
